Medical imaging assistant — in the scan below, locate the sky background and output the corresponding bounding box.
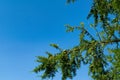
[0,0,92,80]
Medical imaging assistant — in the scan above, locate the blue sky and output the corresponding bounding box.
[0,0,92,80]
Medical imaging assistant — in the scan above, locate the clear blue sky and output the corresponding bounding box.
[0,0,92,80]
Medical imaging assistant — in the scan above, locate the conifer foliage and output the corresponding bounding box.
[34,0,120,80]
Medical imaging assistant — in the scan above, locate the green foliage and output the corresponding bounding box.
[34,0,120,80]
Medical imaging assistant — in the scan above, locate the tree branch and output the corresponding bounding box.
[101,39,120,44]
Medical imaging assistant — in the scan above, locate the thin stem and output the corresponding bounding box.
[94,27,102,42]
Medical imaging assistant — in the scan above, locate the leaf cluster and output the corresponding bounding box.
[34,0,120,80]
